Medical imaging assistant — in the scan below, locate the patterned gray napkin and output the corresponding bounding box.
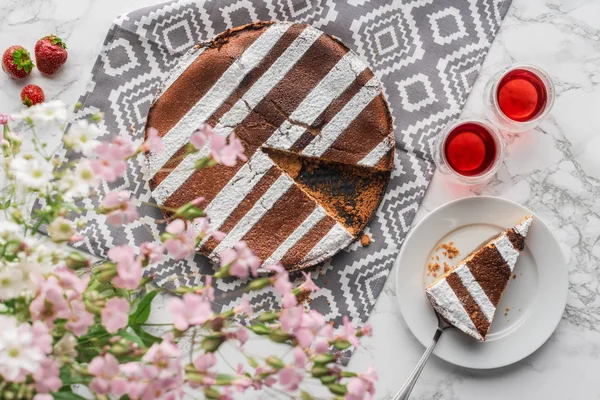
[47,0,510,358]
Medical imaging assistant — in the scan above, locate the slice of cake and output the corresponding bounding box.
[425,215,533,341]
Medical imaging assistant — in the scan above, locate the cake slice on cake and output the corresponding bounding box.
[425,215,533,341]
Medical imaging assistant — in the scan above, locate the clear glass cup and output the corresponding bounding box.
[433,118,504,185]
[483,63,555,133]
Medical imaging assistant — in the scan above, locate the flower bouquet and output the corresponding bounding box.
[0,102,376,400]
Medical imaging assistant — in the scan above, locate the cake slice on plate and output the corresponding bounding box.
[425,215,533,341]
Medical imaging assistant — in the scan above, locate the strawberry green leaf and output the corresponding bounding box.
[22,95,33,107]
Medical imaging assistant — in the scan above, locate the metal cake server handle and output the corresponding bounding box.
[392,312,453,400]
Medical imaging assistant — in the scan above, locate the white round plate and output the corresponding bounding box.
[395,196,568,369]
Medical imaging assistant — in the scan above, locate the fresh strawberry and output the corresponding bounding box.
[34,35,68,75]
[2,46,35,79]
[21,85,45,107]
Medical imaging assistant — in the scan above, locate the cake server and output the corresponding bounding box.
[392,311,453,400]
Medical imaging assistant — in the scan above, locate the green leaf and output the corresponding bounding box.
[52,392,88,400]
[129,290,158,325]
[132,326,163,347]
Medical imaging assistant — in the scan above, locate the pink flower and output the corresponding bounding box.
[279,305,303,332]
[194,217,225,242]
[341,316,360,347]
[29,276,70,327]
[89,353,120,394]
[111,135,136,159]
[293,347,307,368]
[163,219,197,260]
[360,324,373,337]
[190,124,212,150]
[169,293,212,331]
[345,366,377,400]
[253,366,276,389]
[220,241,260,279]
[193,353,217,372]
[108,245,143,290]
[54,267,89,300]
[0,114,12,125]
[211,133,247,167]
[278,367,303,391]
[65,299,94,337]
[101,298,130,334]
[228,325,248,345]
[92,142,128,182]
[314,337,330,354]
[234,296,253,316]
[142,127,164,153]
[33,358,62,394]
[300,272,319,292]
[31,321,53,355]
[139,242,165,265]
[271,266,297,308]
[101,190,139,226]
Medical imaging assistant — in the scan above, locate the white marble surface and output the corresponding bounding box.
[1,0,599,399]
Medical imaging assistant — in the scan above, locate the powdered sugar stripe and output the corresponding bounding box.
[426,280,482,340]
[151,26,322,202]
[216,26,323,131]
[262,206,327,266]
[454,263,496,322]
[265,52,368,149]
[210,174,294,258]
[156,46,204,98]
[147,23,291,177]
[358,136,393,167]
[302,77,380,157]
[493,233,520,271]
[197,151,274,242]
[301,223,354,264]
[514,215,533,238]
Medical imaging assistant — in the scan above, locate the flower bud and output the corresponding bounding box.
[247,277,270,291]
[173,203,205,220]
[257,312,279,323]
[66,251,90,270]
[312,353,335,365]
[265,356,284,370]
[327,383,347,396]
[310,366,329,378]
[320,374,337,384]
[201,333,225,352]
[333,339,351,350]
[268,329,292,343]
[204,387,221,399]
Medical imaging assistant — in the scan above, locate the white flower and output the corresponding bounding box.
[48,217,76,242]
[10,156,53,191]
[13,100,69,128]
[23,239,64,273]
[0,316,43,381]
[53,333,78,362]
[63,119,101,156]
[60,160,98,201]
[0,260,39,300]
[0,222,23,244]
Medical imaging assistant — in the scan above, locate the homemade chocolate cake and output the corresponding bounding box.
[425,215,533,340]
[145,22,394,271]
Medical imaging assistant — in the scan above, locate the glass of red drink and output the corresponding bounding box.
[434,119,504,184]
[484,64,554,133]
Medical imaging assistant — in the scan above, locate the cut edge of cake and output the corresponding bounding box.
[425,215,533,341]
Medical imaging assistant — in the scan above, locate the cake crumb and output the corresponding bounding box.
[360,234,371,247]
[512,274,517,280]
[435,255,439,261]
[442,251,447,257]
[427,262,440,277]
[439,243,460,259]
[505,307,510,312]
[443,262,451,273]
